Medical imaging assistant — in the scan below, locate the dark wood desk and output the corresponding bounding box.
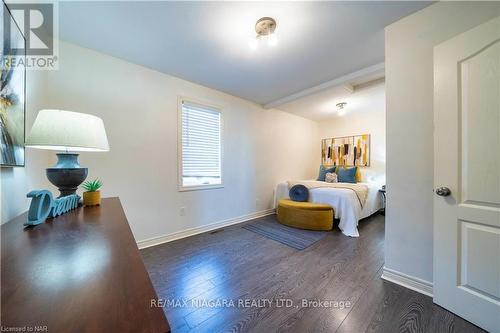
[1,198,170,333]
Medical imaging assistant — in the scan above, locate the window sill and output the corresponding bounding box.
[178,184,224,192]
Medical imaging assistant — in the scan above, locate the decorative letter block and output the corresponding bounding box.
[25,191,81,226]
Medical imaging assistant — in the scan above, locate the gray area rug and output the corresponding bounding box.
[242,215,329,250]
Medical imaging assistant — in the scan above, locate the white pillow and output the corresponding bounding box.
[325,172,338,183]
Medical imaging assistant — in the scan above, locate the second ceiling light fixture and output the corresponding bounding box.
[249,17,277,50]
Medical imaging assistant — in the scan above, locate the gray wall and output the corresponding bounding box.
[385,2,500,283]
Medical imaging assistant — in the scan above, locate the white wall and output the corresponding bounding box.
[317,84,385,184]
[1,70,51,223]
[385,2,500,283]
[45,42,318,242]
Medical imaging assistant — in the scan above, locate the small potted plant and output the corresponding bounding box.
[82,179,103,206]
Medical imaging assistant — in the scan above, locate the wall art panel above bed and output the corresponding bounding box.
[321,134,370,167]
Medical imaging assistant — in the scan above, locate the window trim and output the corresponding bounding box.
[177,96,224,192]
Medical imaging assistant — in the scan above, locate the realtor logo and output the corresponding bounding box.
[2,1,58,69]
[4,3,53,55]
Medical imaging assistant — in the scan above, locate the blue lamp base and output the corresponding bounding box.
[46,153,88,197]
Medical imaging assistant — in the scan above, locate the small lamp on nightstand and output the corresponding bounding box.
[25,109,109,197]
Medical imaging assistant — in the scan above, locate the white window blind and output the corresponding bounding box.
[180,101,222,188]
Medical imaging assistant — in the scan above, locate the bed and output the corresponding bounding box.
[275,181,382,237]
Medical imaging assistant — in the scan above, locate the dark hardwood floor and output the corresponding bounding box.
[141,214,484,333]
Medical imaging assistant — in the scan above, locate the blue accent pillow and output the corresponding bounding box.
[316,165,336,181]
[289,185,309,202]
[337,167,357,183]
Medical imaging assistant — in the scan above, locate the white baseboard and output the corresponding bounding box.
[381,266,433,297]
[137,208,276,249]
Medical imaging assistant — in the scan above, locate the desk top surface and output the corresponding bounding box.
[1,197,170,333]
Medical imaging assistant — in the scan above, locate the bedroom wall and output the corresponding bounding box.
[385,2,500,284]
[1,70,51,224]
[317,83,385,185]
[45,41,319,243]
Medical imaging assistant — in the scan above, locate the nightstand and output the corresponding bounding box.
[379,187,386,216]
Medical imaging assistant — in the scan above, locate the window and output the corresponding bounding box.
[179,99,222,190]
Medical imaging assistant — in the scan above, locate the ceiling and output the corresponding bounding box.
[58,1,431,106]
[278,77,385,121]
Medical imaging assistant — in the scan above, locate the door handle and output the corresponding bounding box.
[435,187,451,197]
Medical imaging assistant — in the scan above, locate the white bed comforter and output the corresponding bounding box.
[275,181,382,237]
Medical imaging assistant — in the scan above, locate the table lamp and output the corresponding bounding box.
[25,109,109,197]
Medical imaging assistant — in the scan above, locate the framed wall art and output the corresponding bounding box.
[1,2,26,167]
[321,134,370,167]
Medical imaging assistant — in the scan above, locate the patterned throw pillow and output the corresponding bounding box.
[325,172,338,183]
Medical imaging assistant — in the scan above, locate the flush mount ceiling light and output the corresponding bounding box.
[249,17,277,50]
[336,102,347,116]
[336,102,347,109]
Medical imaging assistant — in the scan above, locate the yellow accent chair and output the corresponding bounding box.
[277,199,334,231]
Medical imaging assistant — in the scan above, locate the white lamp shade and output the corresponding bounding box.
[26,109,110,152]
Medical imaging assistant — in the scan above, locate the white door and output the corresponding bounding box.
[434,16,500,332]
